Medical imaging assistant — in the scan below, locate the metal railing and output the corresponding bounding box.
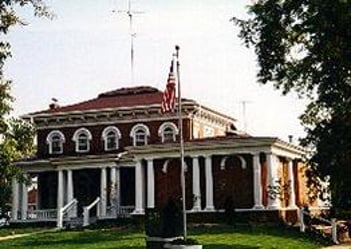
[83,197,100,227]
[57,199,78,228]
[300,207,338,244]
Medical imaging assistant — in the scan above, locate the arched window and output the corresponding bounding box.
[72,128,92,153]
[130,124,150,146]
[102,126,121,151]
[46,130,65,154]
[158,122,179,143]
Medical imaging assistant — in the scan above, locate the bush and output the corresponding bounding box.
[145,198,183,238]
[223,196,236,225]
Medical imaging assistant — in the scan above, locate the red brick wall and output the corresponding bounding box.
[212,155,254,209]
[37,118,191,158]
[154,159,192,209]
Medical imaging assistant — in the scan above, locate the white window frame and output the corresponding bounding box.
[130,123,150,146]
[158,122,179,143]
[102,126,121,151]
[72,128,92,153]
[46,130,65,154]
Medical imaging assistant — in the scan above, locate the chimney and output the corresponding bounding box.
[288,135,293,143]
[49,98,59,110]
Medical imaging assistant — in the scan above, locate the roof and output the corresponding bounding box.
[29,86,179,115]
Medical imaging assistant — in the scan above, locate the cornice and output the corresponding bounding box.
[27,103,197,129]
[127,137,306,160]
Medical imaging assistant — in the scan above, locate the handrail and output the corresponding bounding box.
[83,197,100,227]
[57,199,78,228]
[300,208,338,244]
[86,197,100,211]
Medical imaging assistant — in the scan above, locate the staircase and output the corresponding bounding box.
[64,217,84,229]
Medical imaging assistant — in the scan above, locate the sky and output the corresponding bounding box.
[5,0,307,141]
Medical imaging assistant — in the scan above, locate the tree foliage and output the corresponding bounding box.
[0,0,51,215]
[233,0,351,212]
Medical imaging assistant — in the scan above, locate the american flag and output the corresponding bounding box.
[161,60,176,112]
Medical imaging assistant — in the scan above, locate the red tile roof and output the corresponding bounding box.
[31,86,174,115]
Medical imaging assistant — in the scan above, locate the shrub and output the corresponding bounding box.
[145,198,183,238]
[223,196,236,225]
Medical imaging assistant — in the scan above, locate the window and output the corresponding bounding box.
[72,128,92,153]
[130,124,150,146]
[102,126,121,151]
[158,122,179,143]
[46,130,65,154]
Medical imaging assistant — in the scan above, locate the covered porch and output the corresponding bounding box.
[12,155,135,227]
[128,136,306,222]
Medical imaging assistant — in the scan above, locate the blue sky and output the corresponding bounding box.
[5,0,307,141]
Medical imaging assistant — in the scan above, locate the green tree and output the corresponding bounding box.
[0,1,51,215]
[233,0,351,213]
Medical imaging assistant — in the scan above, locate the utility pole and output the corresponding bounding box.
[113,0,144,85]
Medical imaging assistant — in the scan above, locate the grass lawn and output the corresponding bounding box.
[0,227,48,237]
[0,225,327,249]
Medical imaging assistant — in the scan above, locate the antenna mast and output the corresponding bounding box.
[115,0,144,85]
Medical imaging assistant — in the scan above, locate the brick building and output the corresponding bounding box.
[12,86,312,226]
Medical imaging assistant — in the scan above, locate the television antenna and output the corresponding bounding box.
[113,0,144,85]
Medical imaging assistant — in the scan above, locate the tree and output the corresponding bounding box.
[0,1,51,215]
[233,0,351,213]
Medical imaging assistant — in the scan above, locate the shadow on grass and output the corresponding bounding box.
[203,244,259,249]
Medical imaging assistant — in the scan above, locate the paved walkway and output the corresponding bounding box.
[322,243,351,249]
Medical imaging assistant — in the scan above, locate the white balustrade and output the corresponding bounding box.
[57,198,78,228]
[83,197,101,227]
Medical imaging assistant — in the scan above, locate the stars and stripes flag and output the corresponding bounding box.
[161,59,176,112]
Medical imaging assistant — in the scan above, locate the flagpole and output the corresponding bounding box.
[175,45,187,240]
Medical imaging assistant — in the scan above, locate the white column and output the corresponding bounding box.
[133,160,144,214]
[116,167,121,211]
[110,167,117,216]
[11,179,19,220]
[253,153,264,209]
[147,159,155,209]
[20,181,28,220]
[287,159,297,208]
[57,170,64,213]
[62,171,67,205]
[204,155,214,211]
[66,169,74,217]
[67,170,74,202]
[266,153,280,209]
[100,167,107,217]
[192,156,201,211]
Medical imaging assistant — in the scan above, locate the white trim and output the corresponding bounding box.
[162,159,170,173]
[46,130,65,154]
[158,122,179,143]
[35,116,187,130]
[72,128,92,153]
[219,155,247,170]
[25,101,196,118]
[130,123,150,146]
[101,126,121,151]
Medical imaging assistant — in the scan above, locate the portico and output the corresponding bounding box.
[129,136,304,216]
